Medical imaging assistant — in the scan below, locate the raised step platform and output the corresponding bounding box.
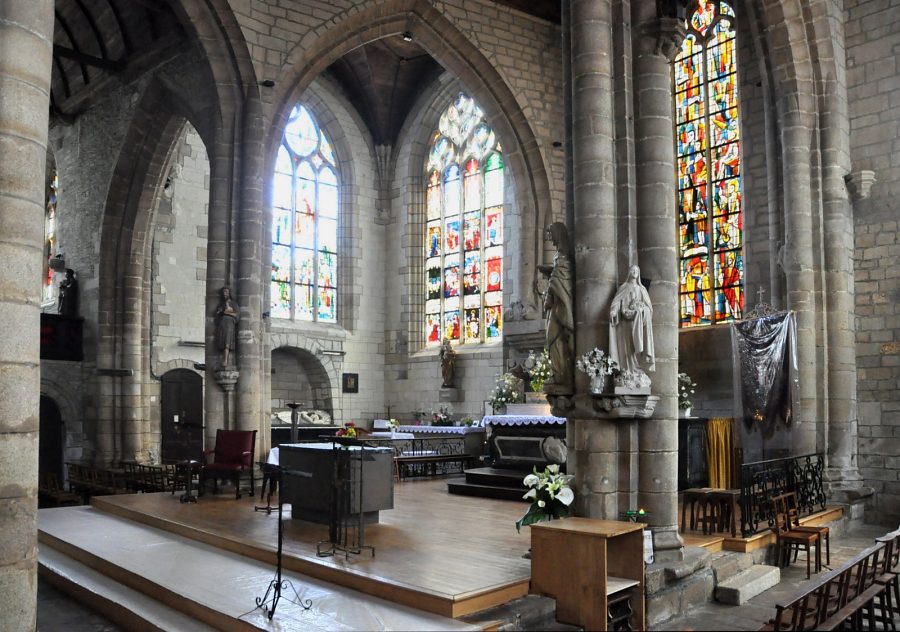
[39,505,479,631]
[715,565,781,605]
[447,467,529,501]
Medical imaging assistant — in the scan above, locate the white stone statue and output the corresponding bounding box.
[609,265,655,390]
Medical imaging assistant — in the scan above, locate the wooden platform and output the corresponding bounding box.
[61,478,532,620]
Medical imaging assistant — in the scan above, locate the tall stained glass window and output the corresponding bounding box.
[674,0,743,327]
[271,104,338,322]
[44,170,58,304]
[425,93,504,347]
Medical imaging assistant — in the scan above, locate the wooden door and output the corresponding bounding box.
[39,395,64,485]
[161,369,204,462]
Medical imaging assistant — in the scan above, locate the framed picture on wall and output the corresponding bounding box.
[342,372,359,393]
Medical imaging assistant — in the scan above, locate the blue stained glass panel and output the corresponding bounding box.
[427,222,441,258]
[273,209,291,245]
[677,121,706,156]
[294,249,315,285]
[710,107,740,147]
[713,142,740,181]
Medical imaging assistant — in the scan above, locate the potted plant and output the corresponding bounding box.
[526,349,552,393]
[678,372,696,417]
[489,372,523,413]
[515,464,575,532]
[575,347,618,394]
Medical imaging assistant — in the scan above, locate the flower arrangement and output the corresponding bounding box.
[678,372,696,411]
[431,405,453,426]
[575,347,618,378]
[489,372,523,411]
[516,464,575,532]
[387,418,400,429]
[526,349,552,392]
[335,421,357,438]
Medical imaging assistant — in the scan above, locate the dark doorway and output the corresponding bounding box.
[39,395,65,487]
[161,369,204,462]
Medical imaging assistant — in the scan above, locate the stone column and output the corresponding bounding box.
[0,2,54,629]
[632,4,685,562]
[205,133,236,441]
[236,91,265,446]
[817,12,863,494]
[568,0,620,519]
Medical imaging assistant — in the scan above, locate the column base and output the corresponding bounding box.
[649,525,684,563]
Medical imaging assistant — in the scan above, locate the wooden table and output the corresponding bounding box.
[530,518,645,631]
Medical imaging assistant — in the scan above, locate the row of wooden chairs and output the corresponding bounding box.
[66,462,130,498]
[771,492,831,579]
[121,462,178,493]
[761,528,900,631]
[38,472,82,506]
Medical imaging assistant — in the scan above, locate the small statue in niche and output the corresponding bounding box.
[439,338,456,388]
[57,268,79,317]
[609,265,655,390]
[539,222,575,394]
[215,286,240,368]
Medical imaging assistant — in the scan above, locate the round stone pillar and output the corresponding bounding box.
[632,4,685,562]
[568,0,620,518]
[0,2,55,629]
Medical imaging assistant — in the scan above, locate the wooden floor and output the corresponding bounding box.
[89,479,532,619]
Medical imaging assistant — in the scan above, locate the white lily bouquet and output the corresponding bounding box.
[515,464,575,532]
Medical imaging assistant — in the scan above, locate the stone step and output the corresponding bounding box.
[463,466,530,488]
[709,550,755,584]
[447,479,528,501]
[714,565,781,605]
[39,545,217,632]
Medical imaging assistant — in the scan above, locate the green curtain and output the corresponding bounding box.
[707,417,734,489]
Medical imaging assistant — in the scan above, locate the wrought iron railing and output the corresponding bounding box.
[739,452,827,536]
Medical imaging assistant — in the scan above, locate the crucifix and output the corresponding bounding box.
[755,287,766,307]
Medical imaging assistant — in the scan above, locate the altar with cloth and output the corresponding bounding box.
[483,414,567,469]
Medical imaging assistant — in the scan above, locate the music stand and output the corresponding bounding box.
[316,437,375,559]
[255,466,314,620]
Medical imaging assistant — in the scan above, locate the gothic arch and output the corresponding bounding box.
[267,0,552,316]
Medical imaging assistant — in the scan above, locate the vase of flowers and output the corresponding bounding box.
[431,405,453,426]
[489,372,523,413]
[526,349,552,393]
[335,421,357,438]
[575,347,618,394]
[516,464,575,532]
[678,372,696,417]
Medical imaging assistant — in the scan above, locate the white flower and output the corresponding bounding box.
[546,463,560,475]
[556,487,575,506]
[523,474,540,487]
[537,500,546,508]
[523,488,537,500]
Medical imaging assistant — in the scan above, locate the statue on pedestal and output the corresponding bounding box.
[540,223,575,394]
[439,339,456,388]
[57,268,79,317]
[609,265,655,391]
[215,286,240,368]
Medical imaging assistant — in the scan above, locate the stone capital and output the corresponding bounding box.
[639,16,687,61]
[845,170,877,202]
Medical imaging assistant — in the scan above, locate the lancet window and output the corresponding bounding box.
[424,93,504,347]
[271,104,338,322]
[674,0,744,327]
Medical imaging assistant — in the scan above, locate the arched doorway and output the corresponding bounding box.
[161,369,204,462]
[39,395,65,487]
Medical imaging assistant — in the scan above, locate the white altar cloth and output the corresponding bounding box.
[396,425,485,434]
[482,414,566,426]
[369,431,416,439]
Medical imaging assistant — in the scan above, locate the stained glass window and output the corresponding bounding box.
[425,93,503,346]
[271,104,338,322]
[674,0,743,327]
[43,170,58,304]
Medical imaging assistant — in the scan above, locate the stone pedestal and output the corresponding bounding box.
[439,387,459,402]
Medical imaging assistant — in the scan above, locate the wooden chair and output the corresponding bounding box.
[771,493,820,579]
[199,429,257,499]
[783,491,830,568]
[873,530,900,631]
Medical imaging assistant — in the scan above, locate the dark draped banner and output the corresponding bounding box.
[732,312,797,460]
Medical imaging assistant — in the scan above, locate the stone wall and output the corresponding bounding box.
[846,0,900,525]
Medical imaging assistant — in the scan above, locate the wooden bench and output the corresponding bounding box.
[760,540,891,631]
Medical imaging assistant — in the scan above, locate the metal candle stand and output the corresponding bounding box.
[255,467,313,620]
[316,438,375,559]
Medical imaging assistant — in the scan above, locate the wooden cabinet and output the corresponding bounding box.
[530,518,645,631]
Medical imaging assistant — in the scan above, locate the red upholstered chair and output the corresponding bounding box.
[199,430,257,499]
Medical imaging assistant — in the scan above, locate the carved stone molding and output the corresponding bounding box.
[547,392,660,419]
[845,170,877,203]
[645,16,687,61]
[213,367,240,392]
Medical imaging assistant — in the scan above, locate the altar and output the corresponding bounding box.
[483,411,567,470]
[278,442,394,525]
